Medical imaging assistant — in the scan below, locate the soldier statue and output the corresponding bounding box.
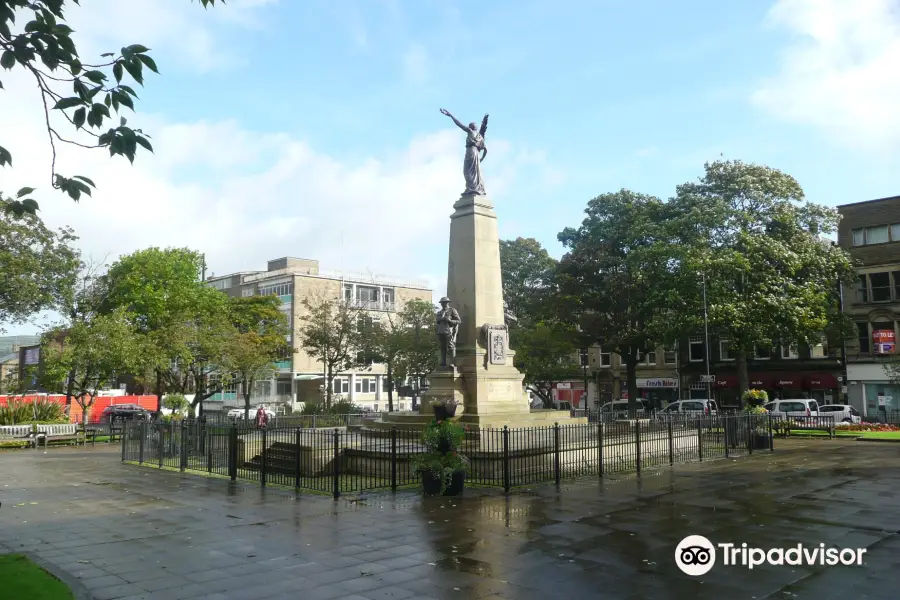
[435,296,461,367]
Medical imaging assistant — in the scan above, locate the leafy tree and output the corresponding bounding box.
[162,393,189,418]
[394,298,438,400]
[228,295,290,420]
[0,0,220,214]
[103,247,224,413]
[557,190,683,417]
[0,193,79,329]
[297,295,366,409]
[669,160,855,399]
[40,308,139,424]
[499,237,558,327]
[513,321,581,407]
[367,312,405,412]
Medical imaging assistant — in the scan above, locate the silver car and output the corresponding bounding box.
[818,404,861,424]
[764,399,819,418]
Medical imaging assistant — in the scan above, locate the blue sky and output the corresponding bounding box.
[2,0,898,335]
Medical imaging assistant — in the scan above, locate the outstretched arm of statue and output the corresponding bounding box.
[440,108,469,133]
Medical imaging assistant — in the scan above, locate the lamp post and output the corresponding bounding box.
[581,348,589,410]
[703,271,712,401]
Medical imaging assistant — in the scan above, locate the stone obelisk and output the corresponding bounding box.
[421,109,577,428]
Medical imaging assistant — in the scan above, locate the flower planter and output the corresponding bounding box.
[432,402,458,422]
[421,469,466,496]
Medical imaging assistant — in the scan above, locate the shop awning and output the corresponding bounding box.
[773,375,801,388]
[748,374,774,389]
[805,373,838,389]
[714,375,737,388]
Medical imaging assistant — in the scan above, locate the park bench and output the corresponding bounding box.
[772,415,835,438]
[0,425,35,444]
[32,424,84,447]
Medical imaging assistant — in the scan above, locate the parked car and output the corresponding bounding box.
[819,404,862,424]
[661,399,718,417]
[763,399,819,418]
[102,404,151,423]
[599,399,650,418]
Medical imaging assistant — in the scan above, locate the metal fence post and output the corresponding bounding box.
[668,418,674,466]
[294,428,302,489]
[697,419,703,462]
[502,426,510,493]
[391,428,398,492]
[723,417,729,459]
[747,412,753,454]
[333,428,341,500]
[228,424,237,481]
[554,423,561,487]
[138,421,145,465]
[768,413,774,451]
[597,420,604,478]
[206,429,212,473]
[635,419,642,474]
[180,420,187,472]
[157,424,164,468]
[260,428,268,487]
[121,422,127,462]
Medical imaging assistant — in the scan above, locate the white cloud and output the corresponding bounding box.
[752,0,900,154]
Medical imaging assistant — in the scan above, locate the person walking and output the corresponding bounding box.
[255,405,268,429]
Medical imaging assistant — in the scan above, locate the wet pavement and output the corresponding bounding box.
[1,439,898,600]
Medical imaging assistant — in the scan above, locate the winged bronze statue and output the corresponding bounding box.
[440,108,489,196]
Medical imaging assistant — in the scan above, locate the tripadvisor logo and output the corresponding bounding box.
[675,535,867,576]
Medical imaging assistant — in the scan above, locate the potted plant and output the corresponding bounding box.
[742,389,771,449]
[411,419,469,496]
[430,397,458,421]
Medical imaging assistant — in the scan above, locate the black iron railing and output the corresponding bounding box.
[122,413,777,498]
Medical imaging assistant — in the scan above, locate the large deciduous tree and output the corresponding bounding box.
[0,0,220,214]
[499,237,558,327]
[0,194,79,329]
[228,295,290,420]
[393,298,438,402]
[40,308,139,424]
[557,190,685,417]
[513,321,581,407]
[669,160,855,399]
[297,295,366,409]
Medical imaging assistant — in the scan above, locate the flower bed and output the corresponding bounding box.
[834,423,900,432]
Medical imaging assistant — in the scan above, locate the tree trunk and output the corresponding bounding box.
[324,362,333,410]
[243,378,252,421]
[387,362,394,412]
[736,348,750,407]
[624,352,639,419]
[155,369,163,416]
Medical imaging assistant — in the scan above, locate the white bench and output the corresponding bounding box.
[0,425,34,441]
[34,423,82,447]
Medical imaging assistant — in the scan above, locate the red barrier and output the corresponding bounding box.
[0,394,157,423]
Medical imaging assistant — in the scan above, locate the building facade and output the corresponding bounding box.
[838,195,900,417]
[205,257,432,412]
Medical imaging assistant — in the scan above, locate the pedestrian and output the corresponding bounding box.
[255,405,268,429]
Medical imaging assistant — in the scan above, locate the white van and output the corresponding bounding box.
[764,399,819,418]
[599,399,650,417]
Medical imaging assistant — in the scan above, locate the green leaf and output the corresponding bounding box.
[0,51,15,70]
[0,145,11,167]
[83,70,106,84]
[72,175,96,187]
[21,198,39,213]
[91,102,111,118]
[118,85,138,97]
[53,97,83,110]
[16,187,36,198]
[137,54,158,74]
[125,44,151,54]
[73,107,86,129]
[120,116,127,127]
[101,52,115,58]
[113,61,123,83]
[135,136,153,153]
[122,58,143,85]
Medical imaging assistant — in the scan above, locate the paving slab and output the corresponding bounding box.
[1,440,899,599]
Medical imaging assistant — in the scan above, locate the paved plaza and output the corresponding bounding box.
[1,440,899,599]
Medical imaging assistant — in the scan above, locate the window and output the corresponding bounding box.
[209,278,232,290]
[664,346,677,365]
[810,339,828,358]
[331,377,349,394]
[689,336,705,362]
[343,284,353,302]
[382,288,395,308]
[719,339,733,361]
[754,346,771,360]
[276,380,292,396]
[579,349,589,367]
[892,224,900,241]
[356,286,379,306]
[241,287,254,297]
[781,344,799,359]
[259,282,293,297]
[856,275,869,303]
[857,322,870,353]
[867,225,889,244]
[852,228,865,246]
[598,347,611,367]
[644,351,656,365]
[870,272,891,302]
[354,377,376,394]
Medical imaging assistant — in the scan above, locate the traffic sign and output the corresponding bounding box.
[700,375,715,383]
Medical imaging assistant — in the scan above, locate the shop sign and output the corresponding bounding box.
[873,330,896,354]
[556,382,571,390]
[636,378,677,389]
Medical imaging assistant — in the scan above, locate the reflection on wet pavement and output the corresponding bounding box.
[1,439,898,599]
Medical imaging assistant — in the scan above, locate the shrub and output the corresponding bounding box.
[411,420,469,495]
[0,398,65,425]
[163,394,189,416]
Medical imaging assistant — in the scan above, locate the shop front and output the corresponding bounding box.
[708,371,839,407]
[552,381,586,409]
[621,377,678,411]
[847,363,896,417]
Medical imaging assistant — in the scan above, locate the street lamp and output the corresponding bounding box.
[703,271,712,401]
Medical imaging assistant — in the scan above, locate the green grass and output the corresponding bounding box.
[856,431,900,440]
[0,554,73,600]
